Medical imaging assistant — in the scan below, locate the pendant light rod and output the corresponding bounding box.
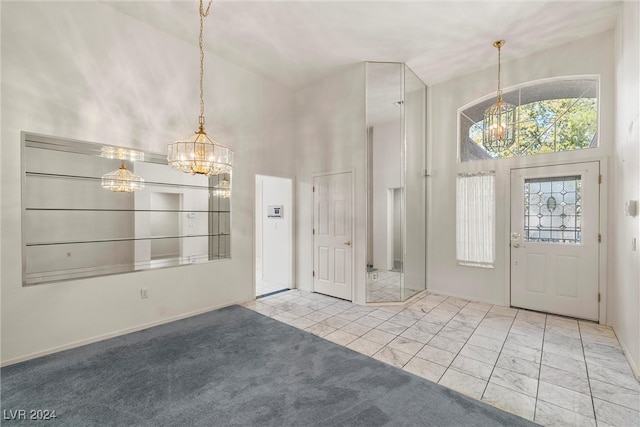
[199,0,213,130]
[493,39,505,102]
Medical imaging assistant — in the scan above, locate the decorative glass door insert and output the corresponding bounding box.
[524,175,581,244]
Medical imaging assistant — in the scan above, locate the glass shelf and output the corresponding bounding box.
[26,233,231,247]
[26,171,214,190]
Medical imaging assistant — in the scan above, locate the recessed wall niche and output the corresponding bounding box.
[22,132,231,285]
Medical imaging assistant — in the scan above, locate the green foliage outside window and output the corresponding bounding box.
[468,97,597,158]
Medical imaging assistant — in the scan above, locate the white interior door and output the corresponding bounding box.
[510,162,600,321]
[314,172,353,300]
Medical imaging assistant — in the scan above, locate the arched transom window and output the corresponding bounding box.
[459,77,599,162]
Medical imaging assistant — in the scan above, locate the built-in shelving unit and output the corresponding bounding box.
[22,132,231,285]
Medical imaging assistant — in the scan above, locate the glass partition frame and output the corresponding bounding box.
[365,62,426,303]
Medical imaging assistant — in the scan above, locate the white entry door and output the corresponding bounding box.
[510,162,600,321]
[314,172,353,300]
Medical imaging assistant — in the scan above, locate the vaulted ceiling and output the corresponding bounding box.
[107,1,621,89]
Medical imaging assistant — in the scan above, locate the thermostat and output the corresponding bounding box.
[267,205,283,218]
[625,200,638,217]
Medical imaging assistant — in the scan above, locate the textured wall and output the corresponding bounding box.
[1,1,294,364]
[611,1,640,377]
[427,31,615,306]
[294,64,366,303]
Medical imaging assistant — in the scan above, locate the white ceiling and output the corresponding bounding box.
[106,0,621,89]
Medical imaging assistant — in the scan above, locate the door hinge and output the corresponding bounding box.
[313,186,315,193]
[313,228,315,235]
[312,271,315,277]
[598,233,602,243]
[599,174,602,184]
[598,293,601,302]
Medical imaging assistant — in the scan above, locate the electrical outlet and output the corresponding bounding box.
[140,289,148,299]
[372,272,378,280]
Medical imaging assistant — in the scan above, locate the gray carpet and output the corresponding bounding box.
[1,305,539,426]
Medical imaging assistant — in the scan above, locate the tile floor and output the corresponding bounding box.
[366,270,402,302]
[243,289,640,427]
[365,270,423,303]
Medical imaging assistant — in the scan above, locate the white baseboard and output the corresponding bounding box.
[1,297,250,367]
[425,287,506,307]
[617,334,640,381]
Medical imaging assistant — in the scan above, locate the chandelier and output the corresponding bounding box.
[482,40,516,155]
[167,0,233,176]
[101,146,144,162]
[100,147,145,192]
[101,161,145,193]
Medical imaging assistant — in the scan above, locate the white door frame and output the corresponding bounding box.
[506,158,608,323]
[312,169,355,302]
[386,188,394,271]
[253,173,296,299]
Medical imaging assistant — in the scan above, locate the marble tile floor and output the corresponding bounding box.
[366,270,402,302]
[243,289,640,427]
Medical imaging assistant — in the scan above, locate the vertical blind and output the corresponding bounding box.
[456,171,495,268]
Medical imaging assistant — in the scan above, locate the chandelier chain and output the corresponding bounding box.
[496,42,503,101]
[199,0,213,127]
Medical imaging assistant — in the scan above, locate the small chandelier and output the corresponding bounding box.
[167,0,234,176]
[483,40,516,155]
[101,161,145,193]
[213,175,231,199]
[101,146,145,162]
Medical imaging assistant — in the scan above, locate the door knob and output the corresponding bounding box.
[344,241,351,246]
[512,243,520,248]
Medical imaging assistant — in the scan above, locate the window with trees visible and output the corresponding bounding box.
[459,77,598,162]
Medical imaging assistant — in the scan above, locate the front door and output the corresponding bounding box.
[314,172,353,300]
[510,162,600,321]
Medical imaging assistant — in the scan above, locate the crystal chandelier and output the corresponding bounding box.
[100,147,145,192]
[482,40,516,155]
[101,161,145,193]
[100,146,145,162]
[167,0,234,176]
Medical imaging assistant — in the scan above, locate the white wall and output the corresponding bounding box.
[257,175,293,288]
[393,189,402,264]
[1,1,294,364]
[427,31,615,306]
[372,119,402,270]
[402,84,427,295]
[294,64,367,303]
[255,178,263,277]
[612,1,640,377]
